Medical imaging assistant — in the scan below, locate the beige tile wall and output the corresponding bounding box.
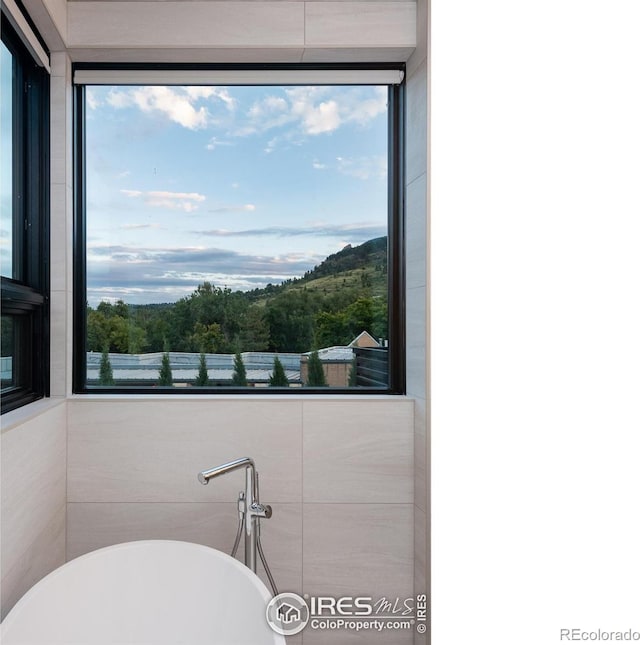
[0,401,67,619]
[66,397,414,643]
[64,1,416,62]
[404,0,430,642]
[49,51,73,398]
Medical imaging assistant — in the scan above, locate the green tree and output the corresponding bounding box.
[99,347,114,385]
[265,289,320,352]
[306,350,327,387]
[87,307,110,351]
[191,322,224,354]
[158,352,173,386]
[269,356,289,387]
[238,305,270,351]
[135,304,170,352]
[315,310,349,347]
[231,352,248,386]
[314,296,388,348]
[195,353,209,386]
[87,300,147,354]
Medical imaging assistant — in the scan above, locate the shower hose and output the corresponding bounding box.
[230,512,279,598]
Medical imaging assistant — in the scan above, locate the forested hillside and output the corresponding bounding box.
[87,236,387,354]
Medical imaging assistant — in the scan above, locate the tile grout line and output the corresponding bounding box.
[300,399,305,603]
[65,400,69,564]
[300,399,305,645]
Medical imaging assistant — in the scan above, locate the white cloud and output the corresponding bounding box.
[196,222,386,240]
[309,154,387,180]
[336,155,387,180]
[234,96,293,139]
[121,189,206,212]
[147,191,205,201]
[86,245,323,305]
[264,137,278,154]
[306,100,340,134]
[133,87,209,129]
[208,204,256,213]
[106,86,235,130]
[106,90,132,109]
[248,95,288,118]
[234,86,387,143]
[342,86,387,126]
[86,89,101,110]
[100,85,385,141]
[185,86,236,111]
[183,86,215,100]
[288,88,341,135]
[206,137,234,151]
[120,223,162,230]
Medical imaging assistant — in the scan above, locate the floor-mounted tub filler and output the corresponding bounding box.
[198,456,279,597]
[1,459,285,644]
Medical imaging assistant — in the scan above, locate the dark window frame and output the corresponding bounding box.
[72,64,405,395]
[1,15,50,414]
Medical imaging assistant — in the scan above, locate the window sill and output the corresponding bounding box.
[67,393,411,403]
[0,398,65,435]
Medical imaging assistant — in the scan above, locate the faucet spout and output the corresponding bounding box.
[197,457,255,485]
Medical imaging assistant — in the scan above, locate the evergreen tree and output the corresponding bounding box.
[269,356,289,387]
[195,353,209,386]
[231,352,248,386]
[306,350,327,387]
[158,352,173,386]
[99,347,114,385]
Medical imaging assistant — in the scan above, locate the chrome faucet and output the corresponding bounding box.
[198,457,272,574]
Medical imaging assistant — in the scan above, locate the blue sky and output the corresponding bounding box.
[0,42,13,278]
[85,84,388,306]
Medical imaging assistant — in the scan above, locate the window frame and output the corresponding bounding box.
[72,64,405,395]
[1,15,50,414]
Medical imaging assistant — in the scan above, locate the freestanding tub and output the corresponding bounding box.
[1,540,286,644]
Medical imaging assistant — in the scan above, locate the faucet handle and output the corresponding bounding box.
[237,491,246,518]
[250,502,272,519]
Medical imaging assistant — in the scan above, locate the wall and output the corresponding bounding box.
[63,1,415,63]
[0,401,67,619]
[0,42,72,621]
[66,396,414,645]
[404,0,429,643]
[50,50,73,398]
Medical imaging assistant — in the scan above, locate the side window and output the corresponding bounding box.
[74,70,403,393]
[0,18,49,414]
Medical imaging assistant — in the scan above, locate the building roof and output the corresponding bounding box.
[87,351,300,370]
[301,346,354,362]
[348,331,382,348]
[86,351,301,384]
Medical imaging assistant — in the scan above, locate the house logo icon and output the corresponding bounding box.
[266,592,309,636]
[277,602,302,624]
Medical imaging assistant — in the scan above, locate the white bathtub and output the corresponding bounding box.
[1,540,286,644]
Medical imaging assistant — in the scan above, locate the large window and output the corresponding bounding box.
[74,67,403,393]
[1,17,49,414]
